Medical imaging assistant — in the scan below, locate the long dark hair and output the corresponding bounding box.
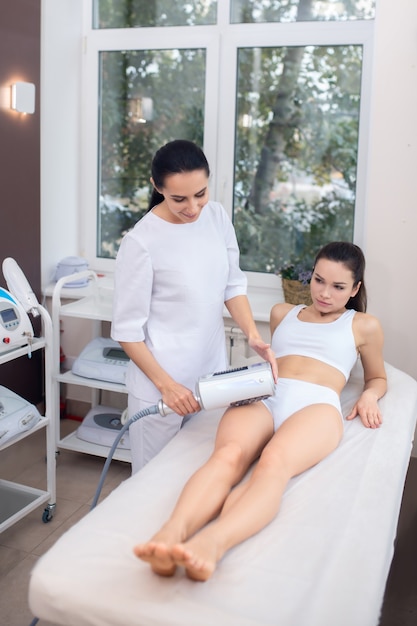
[147,139,210,211]
[313,241,367,312]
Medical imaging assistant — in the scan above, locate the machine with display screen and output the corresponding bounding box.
[0,385,42,444]
[72,337,129,384]
[0,286,34,354]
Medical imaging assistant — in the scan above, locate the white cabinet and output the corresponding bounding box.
[52,271,130,463]
[0,308,56,532]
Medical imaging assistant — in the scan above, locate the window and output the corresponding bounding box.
[230,0,374,23]
[82,0,375,278]
[94,0,217,28]
[234,44,363,272]
[98,48,206,258]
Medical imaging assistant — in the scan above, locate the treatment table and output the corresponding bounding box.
[28,361,417,626]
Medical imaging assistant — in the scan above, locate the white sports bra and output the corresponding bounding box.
[271,304,358,381]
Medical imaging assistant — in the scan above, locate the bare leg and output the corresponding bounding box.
[170,404,343,581]
[133,403,274,575]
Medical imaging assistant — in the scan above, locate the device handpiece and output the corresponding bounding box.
[157,362,275,416]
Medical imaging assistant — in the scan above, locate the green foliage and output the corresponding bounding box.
[96,0,217,28]
[96,3,366,268]
[234,43,360,270]
[98,47,206,256]
[99,200,147,258]
[234,192,354,273]
[230,0,375,23]
[279,263,312,284]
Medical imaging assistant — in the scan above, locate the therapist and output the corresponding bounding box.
[111,139,277,473]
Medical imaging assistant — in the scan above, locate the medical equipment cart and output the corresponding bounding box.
[0,303,56,532]
[51,271,130,463]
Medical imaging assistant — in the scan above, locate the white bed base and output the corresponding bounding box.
[29,362,417,626]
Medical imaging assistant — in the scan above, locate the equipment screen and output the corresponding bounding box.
[103,347,129,361]
[0,307,18,323]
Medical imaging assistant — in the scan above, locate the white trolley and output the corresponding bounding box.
[0,259,56,531]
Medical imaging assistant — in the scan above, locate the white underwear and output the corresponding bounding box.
[261,378,343,431]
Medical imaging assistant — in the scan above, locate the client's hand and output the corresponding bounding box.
[346,389,383,429]
[248,337,278,382]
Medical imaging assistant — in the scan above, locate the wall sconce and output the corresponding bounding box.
[128,96,153,124]
[10,82,36,114]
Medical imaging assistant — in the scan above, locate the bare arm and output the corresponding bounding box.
[225,295,278,380]
[270,302,294,337]
[119,341,200,416]
[346,313,387,428]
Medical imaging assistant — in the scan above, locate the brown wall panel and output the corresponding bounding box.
[0,0,43,403]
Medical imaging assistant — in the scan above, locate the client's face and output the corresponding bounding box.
[310,259,359,313]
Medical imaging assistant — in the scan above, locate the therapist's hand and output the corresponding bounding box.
[161,381,201,417]
[248,337,278,382]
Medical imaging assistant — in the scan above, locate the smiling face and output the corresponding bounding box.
[151,169,209,224]
[310,258,360,314]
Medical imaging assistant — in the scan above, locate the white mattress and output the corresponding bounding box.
[29,362,417,626]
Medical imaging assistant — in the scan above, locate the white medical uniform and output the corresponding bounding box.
[111,201,247,472]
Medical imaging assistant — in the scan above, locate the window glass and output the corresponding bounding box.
[234,44,362,272]
[85,1,374,275]
[94,0,217,28]
[98,48,206,258]
[230,0,375,23]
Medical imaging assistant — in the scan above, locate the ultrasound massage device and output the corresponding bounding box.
[90,362,275,509]
[158,361,275,415]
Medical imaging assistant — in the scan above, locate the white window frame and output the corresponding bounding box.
[80,0,374,289]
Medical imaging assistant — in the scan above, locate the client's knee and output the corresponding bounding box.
[255,445,291,479]
[211,441,248,477]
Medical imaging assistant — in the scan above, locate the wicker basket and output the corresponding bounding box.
[282,278,312,306]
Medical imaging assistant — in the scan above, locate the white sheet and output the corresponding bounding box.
[29,362,417,626]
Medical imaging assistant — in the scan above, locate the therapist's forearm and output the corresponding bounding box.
[119,340,175,394]
[225,295,261,341]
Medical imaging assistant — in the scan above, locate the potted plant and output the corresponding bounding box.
[279,262,313,305]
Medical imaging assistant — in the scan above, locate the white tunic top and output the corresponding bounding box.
[111,201,247,402]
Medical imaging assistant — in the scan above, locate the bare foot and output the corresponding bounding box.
[133,541,176,577]
[171,537,219,582]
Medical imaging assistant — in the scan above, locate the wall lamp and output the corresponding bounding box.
[10,81,35,114]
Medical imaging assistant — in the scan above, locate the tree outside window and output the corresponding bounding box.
[91,0,374,274]
[234,44,362,272]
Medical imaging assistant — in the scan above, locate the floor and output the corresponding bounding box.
[0,420,416,626]
[379,455,417,626]
[0,419,131,626]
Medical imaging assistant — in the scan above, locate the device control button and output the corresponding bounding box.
[3,337,10,344]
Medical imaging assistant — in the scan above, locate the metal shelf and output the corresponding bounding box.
[52,270,130,467]
[57,370,127,394]
[59,294,113,322]
[0,297,56,532]
[0,479,52,533]
[0,416,49,452]
[57,430,131,463]
[0,337,45,365]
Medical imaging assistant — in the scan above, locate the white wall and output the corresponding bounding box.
[41,0,417,385]
[364,0,417,383]
[40,0,82,286]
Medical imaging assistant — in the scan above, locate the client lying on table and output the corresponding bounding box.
[134,241,387,581]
